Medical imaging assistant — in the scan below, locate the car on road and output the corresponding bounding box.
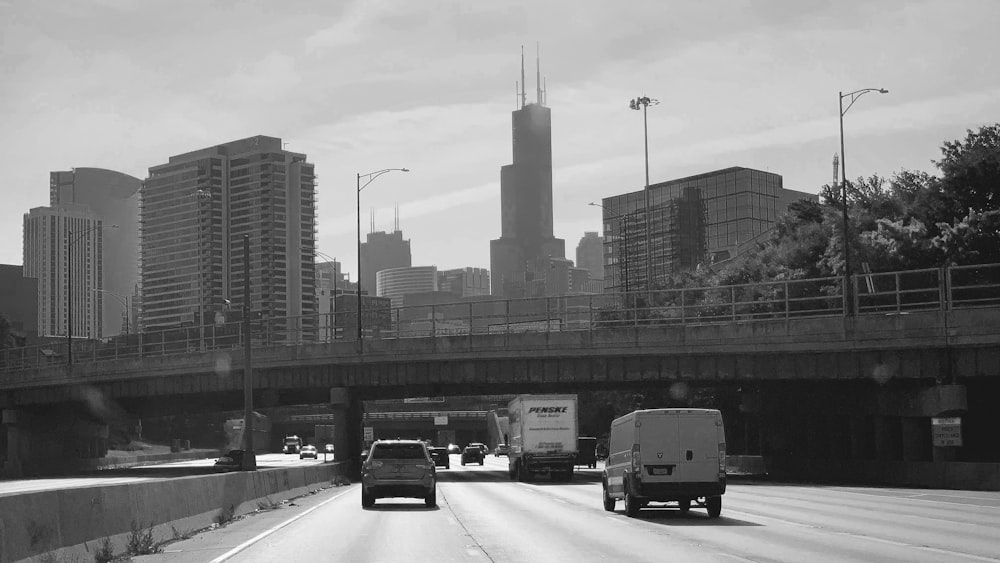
[429,447,450,469]
[300,445,318,459]
[468,442,489,455]
[461,446,484,466]
[494,444,510,457]
[447,444,461,454]
[361,439,437,508]
[324,444,335,454]
[214,449,246,472]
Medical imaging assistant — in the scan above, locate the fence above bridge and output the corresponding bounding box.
[2,263,997,372]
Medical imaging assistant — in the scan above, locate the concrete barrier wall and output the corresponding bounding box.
[1,462,350,563]
[766,457,1000,491]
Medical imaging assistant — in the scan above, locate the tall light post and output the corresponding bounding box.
[92,288,130,335]
[839,87,888,316]
[313,250,339,342]
[66,224,118,365]
[356,168,409,353]
[629,95,659,291]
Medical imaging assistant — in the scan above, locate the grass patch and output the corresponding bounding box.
[93,537,115,563]
[214,504,236,526]
[125,521,161,556]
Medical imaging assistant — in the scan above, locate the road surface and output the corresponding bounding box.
[137,454,1000,563]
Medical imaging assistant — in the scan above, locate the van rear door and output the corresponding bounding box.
[639,411,681,483]
[677,411,721,482]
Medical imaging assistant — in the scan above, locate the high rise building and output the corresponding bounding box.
[23,204,108,339]
[575,232,603,281]
[490,47,565,298]
[376,266,438,308]
[141,135,316,340]
[0,264,38,345]
[49,168,142,336]
[438,267,490,298]
[360,229,411,297]
[600,167,816,291]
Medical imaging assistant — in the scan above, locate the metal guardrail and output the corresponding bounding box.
[363,411,487,421]
[2,263,997,372]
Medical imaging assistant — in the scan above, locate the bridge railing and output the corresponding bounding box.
[2,262,997,372]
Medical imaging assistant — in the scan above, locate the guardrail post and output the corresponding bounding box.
[942,266,951,311]
[783,281,790,319]
[730,286,736,321]
[680,288,686,324]
[895,272,901,313]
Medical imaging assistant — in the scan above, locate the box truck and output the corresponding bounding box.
[506,394,578,482]
[602,408,726,518]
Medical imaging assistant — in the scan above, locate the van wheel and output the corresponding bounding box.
[624,478,640,517]
[678,498,691,513]
[706,496,722,518]
[602,482,616,512]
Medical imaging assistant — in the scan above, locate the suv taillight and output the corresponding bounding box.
[631,444,641,472]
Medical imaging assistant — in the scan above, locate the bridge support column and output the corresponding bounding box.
[2,409,24,478]
[1,407,109,478]
[330,388,362,477]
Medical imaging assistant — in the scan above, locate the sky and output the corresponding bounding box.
[2,0,999,276]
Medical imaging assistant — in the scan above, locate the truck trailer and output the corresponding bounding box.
[506,394,578,482]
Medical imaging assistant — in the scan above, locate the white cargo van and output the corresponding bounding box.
[602,408,726,518]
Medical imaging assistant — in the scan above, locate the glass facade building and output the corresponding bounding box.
[600,167,814,292]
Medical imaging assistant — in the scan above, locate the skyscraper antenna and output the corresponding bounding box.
[543,77,547,106]
[520,45,527,108]
[515,81,519,109]
[536,42,542,105]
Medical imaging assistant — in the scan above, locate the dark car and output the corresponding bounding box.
[214,449,246,472]
[461,446,484,466]
[429,446,450,469]
[576,436,598,468]
[494,444,510,457]
[361,439,437,508]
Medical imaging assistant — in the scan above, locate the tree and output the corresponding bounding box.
[936,124,1000,215]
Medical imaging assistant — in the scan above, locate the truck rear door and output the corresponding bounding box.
[677,412,721,482]
[639,412,681,483]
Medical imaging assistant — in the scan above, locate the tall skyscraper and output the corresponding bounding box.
[141,135,316,338]
[23,204,108,338]
[490,47,565,297]
[360,228,411,297]
[49,168,142,336]
[575,232,604,281]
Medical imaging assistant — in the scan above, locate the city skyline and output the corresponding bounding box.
[2,1,999,277]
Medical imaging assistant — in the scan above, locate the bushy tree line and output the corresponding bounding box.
[663,123,1000,292]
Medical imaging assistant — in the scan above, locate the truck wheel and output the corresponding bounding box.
[518,460,533,482]
[361,488,375,508]
[624,477,640,517]
[602,482,616,512]
[509,462,518,480]
[706,496,722,518]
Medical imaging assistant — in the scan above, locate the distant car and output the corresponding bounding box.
[494,444,510,457]
[461,446,484,466]
[214,449,246,472]
[324,444,335,454]
[300,445,318,459]
[577,436,598,469]
[468,442,489,455]
[361,439,437,508]
[447,444,461,454]
[428,447,450,469]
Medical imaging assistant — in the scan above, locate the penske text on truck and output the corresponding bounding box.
[506,394,578,482]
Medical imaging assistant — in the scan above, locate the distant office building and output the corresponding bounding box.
[376,266,438,308]
[438,267,490,298]
[490,50,565,298]
[23,204,110,339]
[0,265,38,345]
[316,260,356,341]
[575,232,603,281]
[49,168,142,336]
[361,229,411,297]
[141,135,317,340]
[599,167,816,291]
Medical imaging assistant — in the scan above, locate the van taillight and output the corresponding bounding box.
[631,444,641,472]
[718,443,726,474]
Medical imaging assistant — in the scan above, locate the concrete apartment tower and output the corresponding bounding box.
[141,135,317,339]
[490,46,565,297]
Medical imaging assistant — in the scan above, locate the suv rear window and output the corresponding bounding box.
[371,444,428,460]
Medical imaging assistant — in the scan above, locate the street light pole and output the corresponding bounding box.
[630,96,659,292]
[838,87,888,316]
[66,223,118,366]
[356,168,409,354]
[92,289,129,335]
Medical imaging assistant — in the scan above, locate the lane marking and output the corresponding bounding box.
[914,545,1000,562]
[209,486,356,563]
